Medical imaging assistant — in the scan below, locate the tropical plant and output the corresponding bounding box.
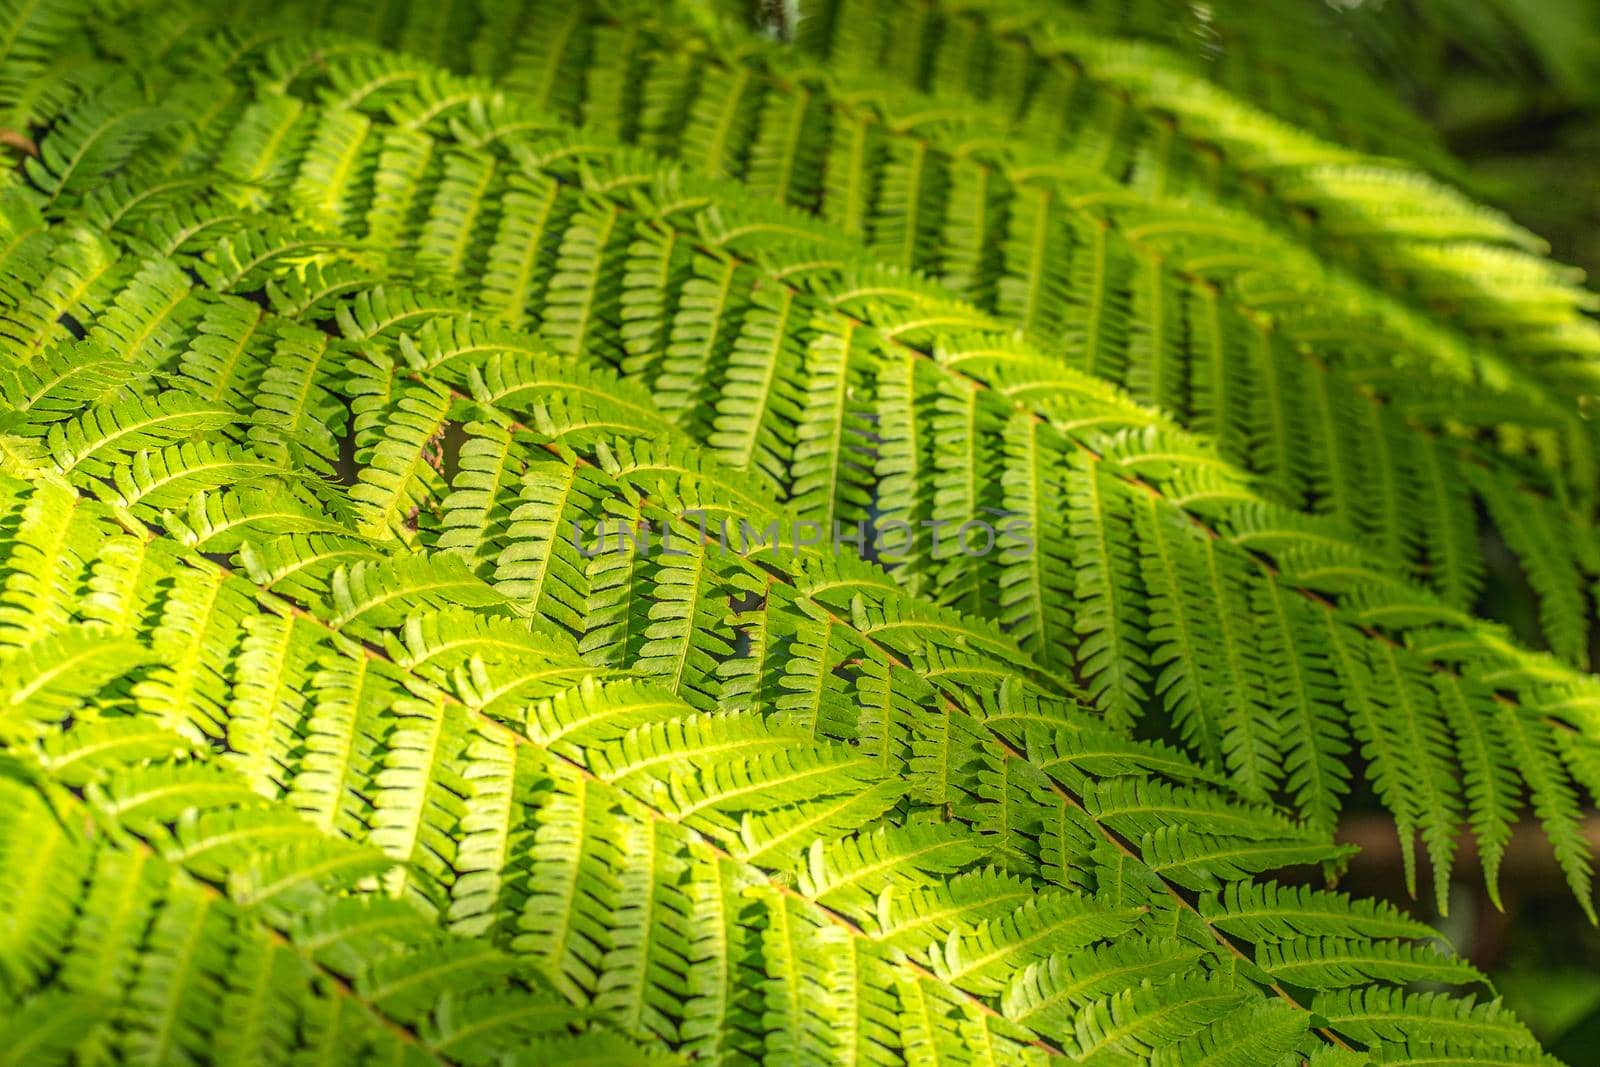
[0,0,1596,1064]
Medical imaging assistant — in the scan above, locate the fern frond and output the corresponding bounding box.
[0,5,1593,1062]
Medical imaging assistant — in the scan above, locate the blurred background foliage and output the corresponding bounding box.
[1345,0,1600,283]
[1152,1,1600,1055]
[1128,0,1600,278]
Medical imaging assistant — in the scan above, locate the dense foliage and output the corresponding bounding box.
[0,0,1597,1064]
